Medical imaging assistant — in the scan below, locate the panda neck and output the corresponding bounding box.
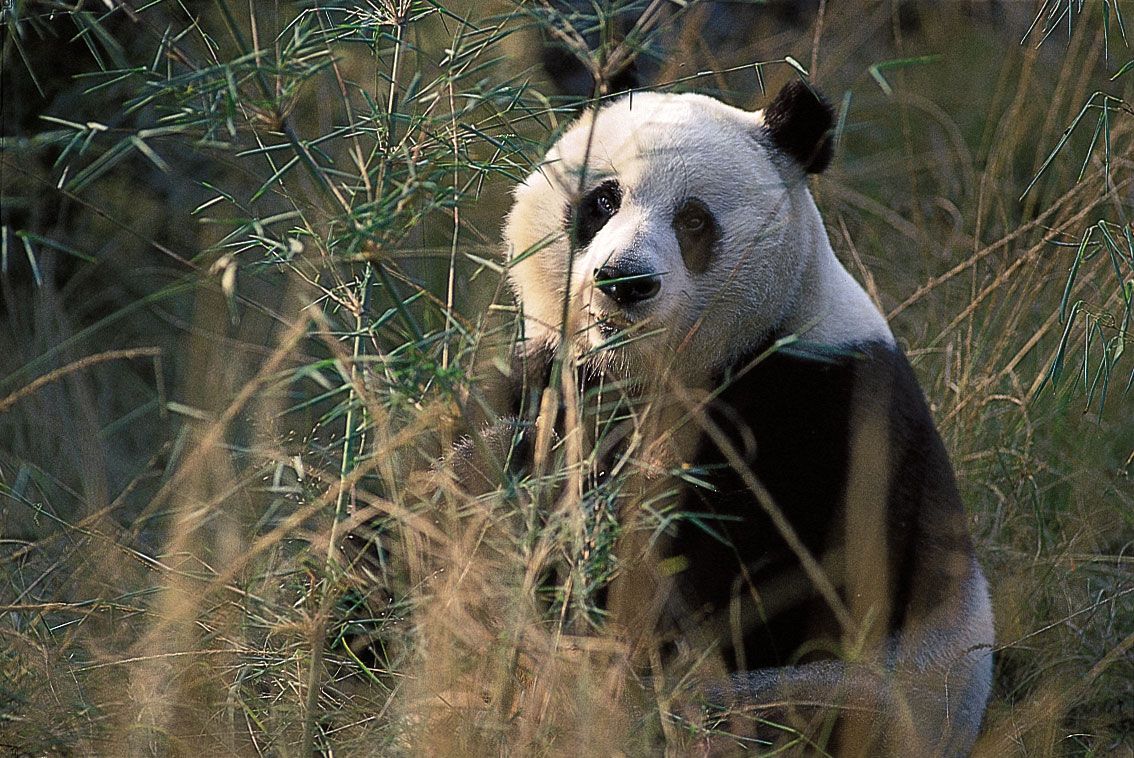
[778,217,894,348]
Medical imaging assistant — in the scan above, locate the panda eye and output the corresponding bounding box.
[677,213,705,233]
[595,188,618,216]
[568,180,622,248]
[673,198,719,274]
[674,203,710,234]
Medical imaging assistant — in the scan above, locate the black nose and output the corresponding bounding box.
[594,265,661,307]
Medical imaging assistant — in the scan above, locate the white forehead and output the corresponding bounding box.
[529,92,777,204]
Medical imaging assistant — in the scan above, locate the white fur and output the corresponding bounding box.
[504,92,892,382]
[895,557,995,752]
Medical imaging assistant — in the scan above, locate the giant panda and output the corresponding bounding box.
[470,80,995,755]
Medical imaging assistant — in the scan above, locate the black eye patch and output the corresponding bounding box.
[566,180,622,248]
[672,198,719,274]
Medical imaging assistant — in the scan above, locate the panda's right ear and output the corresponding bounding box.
[761,80,835,174]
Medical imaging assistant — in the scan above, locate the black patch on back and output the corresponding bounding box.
[666,340,971,670]
[673,197,720,274]
[489,339,972,676]
[566,180,622,248]
[763,80,835,174]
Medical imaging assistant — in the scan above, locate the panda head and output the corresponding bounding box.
[503,81,887,384]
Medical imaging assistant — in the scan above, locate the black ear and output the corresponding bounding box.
[763,80,835,174]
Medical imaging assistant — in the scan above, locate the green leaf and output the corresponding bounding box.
[867,55,943,96]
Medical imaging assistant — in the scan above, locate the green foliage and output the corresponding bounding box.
[1022,4,1134,407]
[1,0,1132,755]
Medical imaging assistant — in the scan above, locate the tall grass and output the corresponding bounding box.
[1,1,1131,755]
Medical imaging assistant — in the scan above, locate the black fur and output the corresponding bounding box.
[567,180,622,248]
[491,339,971,663]
[663,340,972,670]
[672,197,720,274]
[470,337,978,752]
[763,80,836,174]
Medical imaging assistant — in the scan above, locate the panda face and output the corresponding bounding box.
[503,87,885,383]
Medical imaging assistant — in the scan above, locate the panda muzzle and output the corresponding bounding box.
[594,264,661,308]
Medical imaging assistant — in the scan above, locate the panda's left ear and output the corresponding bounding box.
[761,80,835,174]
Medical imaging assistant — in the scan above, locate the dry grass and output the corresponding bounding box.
[1,1,1132,755]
